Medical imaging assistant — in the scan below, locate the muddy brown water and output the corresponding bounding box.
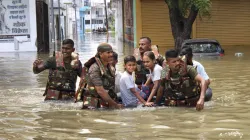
[0,34,249,139]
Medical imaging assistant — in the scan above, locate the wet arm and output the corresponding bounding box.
[95,86,119,107]
[195,74,206,100]
[33,62,46,74]
[147,80,160,102]
[144,77,151,86]
[130,88,147,105]
[155,85,164,105]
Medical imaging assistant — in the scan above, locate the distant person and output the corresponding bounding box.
[180,47,212,101]
[110,51,121,95]
[120,55,154,107]
[33,39,82,101]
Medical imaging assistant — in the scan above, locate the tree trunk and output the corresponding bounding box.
[166,0,198,52]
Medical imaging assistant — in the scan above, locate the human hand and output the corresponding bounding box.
[33,58,44,68]
[115,103,124,109]
[110,103,123,109]
[144,102,154,107]
[196,98,204,111]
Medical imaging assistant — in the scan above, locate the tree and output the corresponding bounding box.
[164,0,211,51]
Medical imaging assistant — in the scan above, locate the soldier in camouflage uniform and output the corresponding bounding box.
[33,39,82,101]
[134,37,165,85]
[155,49,207,111]
[78,43,123,109]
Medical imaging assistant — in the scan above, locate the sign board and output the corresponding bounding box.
[0,0,30,42]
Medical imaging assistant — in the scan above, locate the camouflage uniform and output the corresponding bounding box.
[160,65,200,107]
[44,52,82,100]
[81,57,117,109]
[156,54,165,67]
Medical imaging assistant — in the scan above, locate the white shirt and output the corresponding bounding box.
[149,64,162,82]
[120,71,138,107]
[115,71,121,93]
[193,60,209,80]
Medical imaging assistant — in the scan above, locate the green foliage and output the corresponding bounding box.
[165,0,211,18]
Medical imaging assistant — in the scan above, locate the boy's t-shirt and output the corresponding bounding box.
[120,71,138,107]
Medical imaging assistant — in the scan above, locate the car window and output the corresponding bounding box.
[185,43,219,53]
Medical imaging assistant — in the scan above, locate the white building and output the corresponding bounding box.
[84,1,106,31]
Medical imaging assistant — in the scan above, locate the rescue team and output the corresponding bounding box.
[33,38,212,111]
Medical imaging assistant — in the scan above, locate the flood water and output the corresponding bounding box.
[0,33,250,140]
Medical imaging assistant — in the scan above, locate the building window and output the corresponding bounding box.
[87,11,90,14]
[96,11,99,15]
[85,20,90,24]
[98,20,103,24]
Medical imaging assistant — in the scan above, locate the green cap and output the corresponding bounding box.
[97,43,113,52]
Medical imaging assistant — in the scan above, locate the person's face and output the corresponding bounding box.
[61,44,75,58]
[99,51,113,63]
[125,61,136,74]
[139,39,151,55]
[110,57,118,67]
[166,57,181,71]
[143,55,155,70]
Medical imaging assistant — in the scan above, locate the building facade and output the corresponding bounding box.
[84,1,106,32]
[124,0,250,48]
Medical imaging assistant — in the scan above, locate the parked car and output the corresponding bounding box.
[181,38,225,56]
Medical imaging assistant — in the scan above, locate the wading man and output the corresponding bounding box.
[155,49,207,111]
[33,39,82,101]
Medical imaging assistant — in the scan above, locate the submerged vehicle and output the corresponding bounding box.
[181,38,225,56]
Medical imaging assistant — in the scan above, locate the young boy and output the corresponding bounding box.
[120,55,154,107]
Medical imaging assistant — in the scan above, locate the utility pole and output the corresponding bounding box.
[104,0,109,42]
[50,0,56,56]
[73,0,78,42]
[58,0,61,42]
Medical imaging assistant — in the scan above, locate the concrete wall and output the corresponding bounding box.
[0,0,37,52]
[114,0,123,41]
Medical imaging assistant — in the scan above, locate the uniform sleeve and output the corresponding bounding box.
[44,57,56,69]
[187,66,198,80]
[88,64,103,86]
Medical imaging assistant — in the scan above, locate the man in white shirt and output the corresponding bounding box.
[180,47,212,101]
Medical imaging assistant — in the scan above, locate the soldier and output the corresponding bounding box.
[33,39,82,100]
[155,49,207,111]
[134,37,152,85]
[134,37,165,86]
[180,47,212,101]
[80,43,123,109]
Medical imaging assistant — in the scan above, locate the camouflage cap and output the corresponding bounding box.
[97,43,113,53]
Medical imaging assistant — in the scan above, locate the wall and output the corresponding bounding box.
[123,0,134,46]
[114,0,123,41]
[0,0,37,52]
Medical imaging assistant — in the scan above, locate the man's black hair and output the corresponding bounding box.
[113,51,118,61]
[124,55,136,64]
[180,47,193,57]
[140,37,151,43]
[62,39,74,47]
[165,49,179,59]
